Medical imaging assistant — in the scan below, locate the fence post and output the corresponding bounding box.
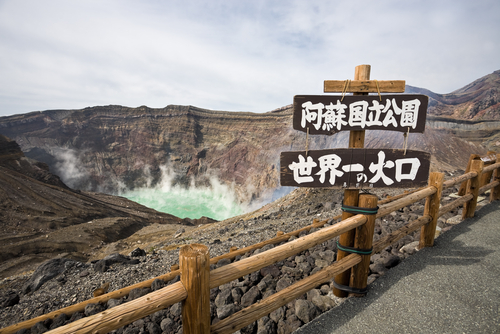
[180,244,210,334]
[462,159,484,219]
[349,193,378,296]
[490,154,500,202]
[480,151,496,187]
[419,172,444,248]
[458,154,480,195]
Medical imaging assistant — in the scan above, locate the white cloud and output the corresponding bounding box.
[0,0,499,116]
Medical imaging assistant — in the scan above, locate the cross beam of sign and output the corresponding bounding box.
[324,80,406,93]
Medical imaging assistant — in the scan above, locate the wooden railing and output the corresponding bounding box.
[2,153,500,334]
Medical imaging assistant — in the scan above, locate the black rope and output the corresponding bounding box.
[341,201,379,215]
[333,280,368,295]
[337,241,373,255]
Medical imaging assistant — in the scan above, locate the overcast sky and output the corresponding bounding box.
[0,0,499,117]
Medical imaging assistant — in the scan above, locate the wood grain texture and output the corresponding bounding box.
[0,271,181,334]
[479,180,500,196]
[210,253,362,334]
[209,214,367,289]
[438,194,473,217]
[334,64,369,298]
[443,171,477,190]
[324,80,406,93]
[419,172,445,248]
[462,160,484,219]
[458,154,481,195]
[373,216,431,254]
[180,244,210,334]
[349,194,378,296]
[490,155,500,201]
[376,186,436,218]
[46,282,186,334]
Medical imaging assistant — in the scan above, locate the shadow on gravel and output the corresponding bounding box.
[295,201,499,334]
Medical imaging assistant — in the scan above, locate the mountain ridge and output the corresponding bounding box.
[0,70,498,277]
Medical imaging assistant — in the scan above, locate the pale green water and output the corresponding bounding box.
[122,186,244,221]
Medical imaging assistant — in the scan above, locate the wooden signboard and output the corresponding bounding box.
[293,94,428,135]
[280,148,430,189]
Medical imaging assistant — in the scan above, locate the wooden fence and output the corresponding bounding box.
[2,153,500,334]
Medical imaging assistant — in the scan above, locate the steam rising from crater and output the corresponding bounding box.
[50,148,278,221]
[120,165,247,221]
[52,148,89,189]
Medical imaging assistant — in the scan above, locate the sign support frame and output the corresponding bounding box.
[333,64,371,297]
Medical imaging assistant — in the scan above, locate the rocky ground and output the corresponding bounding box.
[0,173,482,334]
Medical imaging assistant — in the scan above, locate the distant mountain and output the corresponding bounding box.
[0,70,498,208]
[1,70,499,277]
[406,70,500,120]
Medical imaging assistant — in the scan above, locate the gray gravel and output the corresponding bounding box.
[294,200,500,334]
[0,185,469,333]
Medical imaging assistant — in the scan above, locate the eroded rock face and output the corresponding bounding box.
[0,106,302,204]
[406,70,500,121]
[0,102,488,206]
[0,134,184,279]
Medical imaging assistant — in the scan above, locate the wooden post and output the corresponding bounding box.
[180,244,210,334]
[349,193,378,296]
[490,154,500,202]
[458,154,480,195]
[462,160,484,219]
[480,151,496,187]
[419,172,445,248]
[333,64,370,297]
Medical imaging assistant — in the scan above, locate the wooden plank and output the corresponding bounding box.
[490,155,500,201]
[293,94,428,135]
[377,186,436,217]
[349,194,378,296]
[419,172,445,248]
[438,194,473,217]
[209,213,367,288]
[443,171,476,190]
[333,63,370,298]
[334,189,358,298]
[0,270,182,334]
[324,80,406,93]
[46,282,187,334]
[482,161,500,173]
[280,148,431,189]
[211,253,362,334]
[458,154,480,195]
[462,160,484,219]
[479,151,496,187]
[479,180,500,195]
[373,216,431,254]
[180,244,210,334]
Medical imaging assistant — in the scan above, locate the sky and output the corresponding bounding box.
[0,0,499,117]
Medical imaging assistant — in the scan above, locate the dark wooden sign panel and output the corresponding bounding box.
[293,94,428,135]
[280,148,430,189]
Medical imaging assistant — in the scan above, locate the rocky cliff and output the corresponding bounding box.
[0,101,492,209]
[0,134,186,278]
[406,70,500,120]
[0,70,499,278]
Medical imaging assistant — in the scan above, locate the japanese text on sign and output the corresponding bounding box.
[280,149,430,189]
[293,95,428,135]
